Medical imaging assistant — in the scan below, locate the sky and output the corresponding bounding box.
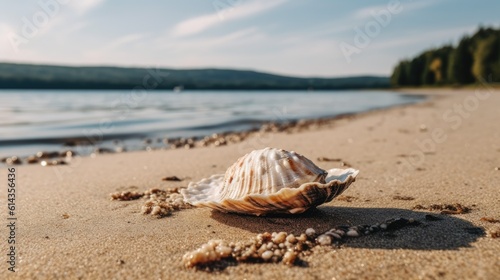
[0,0,499,77]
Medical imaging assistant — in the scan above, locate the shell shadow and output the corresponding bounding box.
[210,206,484,250]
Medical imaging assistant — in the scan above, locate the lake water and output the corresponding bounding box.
[0,90,423,157]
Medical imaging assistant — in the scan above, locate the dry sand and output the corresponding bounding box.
[1,88,499,279]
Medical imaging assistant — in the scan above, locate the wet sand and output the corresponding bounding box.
[2,88,500,279]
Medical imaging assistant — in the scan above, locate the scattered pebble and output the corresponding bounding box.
[62,213,70,219]
[36,151,60,159]
[5,156,22,165]
[183,217,421,270]
[2,117,359,166]
[488,228,500,238]
[111,188,193,217]
[40,159,67,166]
[162,176,183,182]
[494,167,500,171]
[340,161,352,167]
[419,124,428,132]
[110,191,144,201]
[26,156,39,164]
[95,147,115,154]
[393,195,415,201]
[60,150,77,157]
[480,217,500,223]
[141,188,193,217]
[317,157,342,162]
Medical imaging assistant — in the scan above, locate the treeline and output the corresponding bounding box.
[391,26,500,86]
[0,63,389,90]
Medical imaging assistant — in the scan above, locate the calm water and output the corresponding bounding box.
[0,90,423,157]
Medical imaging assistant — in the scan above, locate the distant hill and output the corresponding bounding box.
[0,62,389,90]
[391,26,500,87]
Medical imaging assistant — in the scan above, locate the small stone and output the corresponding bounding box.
[162,176,182,182]
[286,234,297,244]
[316,234,332,246]
[380,223,387,230]
[346,230,360,237]
[215,245,232,257]
[272,232,287,244]
[305,228,316,238]
[297,233,307,242]
[282,251,297,265]
[326,231,341,240]
[261,250,273,261]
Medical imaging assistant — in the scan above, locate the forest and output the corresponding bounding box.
[0,63,389,90]
[391,27,500,86]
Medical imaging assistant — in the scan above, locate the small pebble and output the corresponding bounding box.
[346,230,360,237]
[182,216,429,269]
[305,228,316,238]
[272,232,287,244]
[286,234,297,244]
[261,250,273,261]
[162,176,182,182]
[282,251,297,265]
[316,234,332,246]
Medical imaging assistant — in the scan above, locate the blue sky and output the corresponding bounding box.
[0,0,499,77]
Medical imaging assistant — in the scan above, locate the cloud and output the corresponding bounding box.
[171,0,287,37]
[70,0,106,15]
[354,0,440,20]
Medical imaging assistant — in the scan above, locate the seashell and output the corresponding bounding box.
[181,147,359,216]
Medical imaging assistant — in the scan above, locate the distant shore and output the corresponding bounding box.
[4,88,500,279]
[0,62,389,90]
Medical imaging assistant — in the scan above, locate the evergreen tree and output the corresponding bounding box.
[472,35,500,82]
[447,37,474,84]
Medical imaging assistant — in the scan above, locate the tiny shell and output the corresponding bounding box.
[181,147,359,215]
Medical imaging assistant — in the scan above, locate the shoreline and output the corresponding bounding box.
[3,87,500,279]
[1,90,426,164]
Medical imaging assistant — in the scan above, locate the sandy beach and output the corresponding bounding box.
[2,88,499,279]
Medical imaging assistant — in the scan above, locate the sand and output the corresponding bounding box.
[2,88,499,279]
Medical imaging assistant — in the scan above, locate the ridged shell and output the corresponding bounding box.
[181,147,359,215]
